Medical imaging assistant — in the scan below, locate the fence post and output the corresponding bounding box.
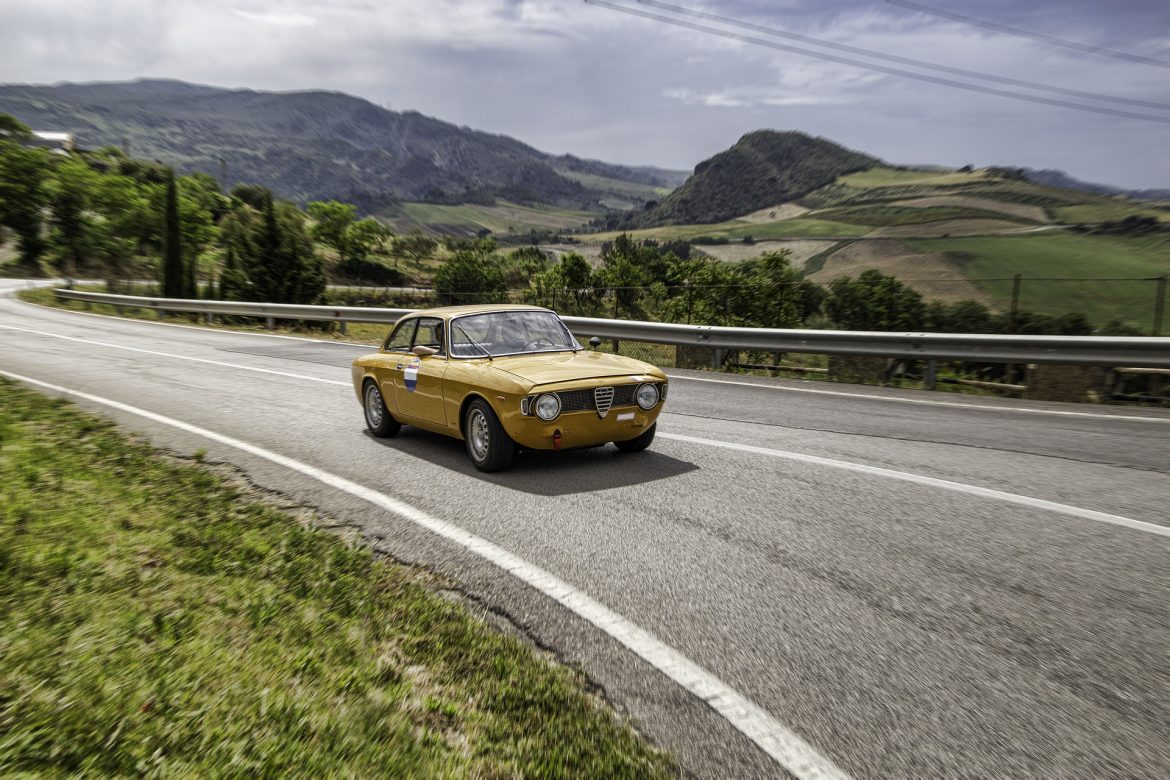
[1009,274,1022,329]
[1154,276,1167,337]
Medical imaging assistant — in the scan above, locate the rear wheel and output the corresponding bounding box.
[614,422,656,453]
[464,398,516,472]
[363,380,401,437]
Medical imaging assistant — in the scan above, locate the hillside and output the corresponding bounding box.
[0,79,685,212]
[632,131,879,227]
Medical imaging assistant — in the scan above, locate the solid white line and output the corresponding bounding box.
[665,374,1170,424]
[0,323,351,387]
[0,369,849,780]
[6,294,380,348]
[661,432,1170,538]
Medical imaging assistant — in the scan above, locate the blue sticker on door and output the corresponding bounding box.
[404,357,422,392]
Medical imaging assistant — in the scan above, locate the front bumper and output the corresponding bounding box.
[506,406,660,450]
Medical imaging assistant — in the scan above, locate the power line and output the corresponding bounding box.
[637,0,1170,111]
[887,0,1170,69]
[583,0,1170,125]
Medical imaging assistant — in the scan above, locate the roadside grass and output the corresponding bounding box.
[0,380,675,778]
[905,233,1170,331]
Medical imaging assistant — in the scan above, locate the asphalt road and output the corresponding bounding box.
[3,279,1169,779]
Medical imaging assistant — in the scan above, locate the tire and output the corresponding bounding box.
[464,398,516,472]
[363,380,401,437]
[614,422,656,453]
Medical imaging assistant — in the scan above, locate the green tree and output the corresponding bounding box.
[0,143,50,268]
[161,169,184,298]
[0,113,33,141]
[825,269,925,331]
[433,247,508,305]
[307,200,356,261]
[597,234,654,319]
[393,232,438,280]
[48,158,93,277]
[345,217,392,261]
[219,245,249,300]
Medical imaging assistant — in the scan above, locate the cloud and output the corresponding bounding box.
[231,9,317,27]
[1,0,1168,187]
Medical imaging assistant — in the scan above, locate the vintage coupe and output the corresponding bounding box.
[351,305,668,471]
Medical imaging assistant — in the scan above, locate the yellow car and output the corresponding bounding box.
[351,304,668,471]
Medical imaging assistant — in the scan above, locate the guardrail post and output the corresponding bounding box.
[339,321,347,335]
[1154,275,1167,337]
[923,359,937,390]
[206,312,215,324]
[265,316,275,330]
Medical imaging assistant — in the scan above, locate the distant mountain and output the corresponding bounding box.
[0,79,686,211]
[634,130,879,227]
[1021,168,1170,202]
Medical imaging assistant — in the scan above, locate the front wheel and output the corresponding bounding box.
[464,398,516,472]
[614,423,656,453]
[363,380,401,437]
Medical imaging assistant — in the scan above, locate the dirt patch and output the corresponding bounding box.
[695,240,836,268]
[867,219,1044,238]
[890,196,1047,223]
[735,203,810,223]
[808,239,995,306]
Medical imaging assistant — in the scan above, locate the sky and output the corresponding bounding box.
[2,0,1169,189]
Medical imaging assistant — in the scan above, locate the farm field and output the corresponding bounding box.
[836,167,989,189]
[393,201,595,235]
[907,232,1170,331]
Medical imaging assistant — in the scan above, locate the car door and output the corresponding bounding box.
[390,316,448,427]
[376,317,417,416]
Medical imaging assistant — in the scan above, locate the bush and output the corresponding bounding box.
[335,256,405,286]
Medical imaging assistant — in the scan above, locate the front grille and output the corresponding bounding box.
[594,386,614,418]
[529,384,645,417]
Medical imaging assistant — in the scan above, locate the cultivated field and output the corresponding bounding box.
[807,239,995,305]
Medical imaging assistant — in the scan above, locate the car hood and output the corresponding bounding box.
[489,351,662,387]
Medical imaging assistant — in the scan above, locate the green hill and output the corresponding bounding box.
[634,130,878,227]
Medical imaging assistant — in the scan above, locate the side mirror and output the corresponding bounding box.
[589,336,602,350]
[412,345,438,357]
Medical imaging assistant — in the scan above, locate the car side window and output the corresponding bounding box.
[413,317,445,355]
[384,319,417,352]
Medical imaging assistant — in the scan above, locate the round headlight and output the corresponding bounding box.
[534,393,561,421]
[635,383,659,410]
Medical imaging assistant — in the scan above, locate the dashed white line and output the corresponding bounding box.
[660,432,1170,538]
[0,323,351,387]
[0,368,850,780]
[666,374,1170,423]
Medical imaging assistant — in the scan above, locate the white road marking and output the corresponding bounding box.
[661,432,1170,538]
[0,323,351,387]
[7,294,380,348]
[666,374,1170,424]
[0,368,849,780]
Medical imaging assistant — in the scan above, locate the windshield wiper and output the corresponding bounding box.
[453,323,493,360]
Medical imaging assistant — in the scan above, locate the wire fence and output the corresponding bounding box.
[103,274,1169,336]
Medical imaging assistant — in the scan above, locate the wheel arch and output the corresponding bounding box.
[457,391,496,441]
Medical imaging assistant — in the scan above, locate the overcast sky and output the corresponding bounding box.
[2,0,1169,188]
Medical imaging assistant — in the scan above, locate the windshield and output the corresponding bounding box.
[450,311,580,358]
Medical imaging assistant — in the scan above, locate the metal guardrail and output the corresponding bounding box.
[53,289,1170,368]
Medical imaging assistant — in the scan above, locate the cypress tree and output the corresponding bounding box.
[161,169,183,298]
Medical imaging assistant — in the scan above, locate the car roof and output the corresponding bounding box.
[404,304,553,320]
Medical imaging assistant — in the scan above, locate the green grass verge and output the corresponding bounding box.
[0,380,674,777]
[906,232,1170,331]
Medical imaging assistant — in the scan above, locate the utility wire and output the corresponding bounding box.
[584,0,1170,125]
[887,0,1170,69]
[637,0,1170,111]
